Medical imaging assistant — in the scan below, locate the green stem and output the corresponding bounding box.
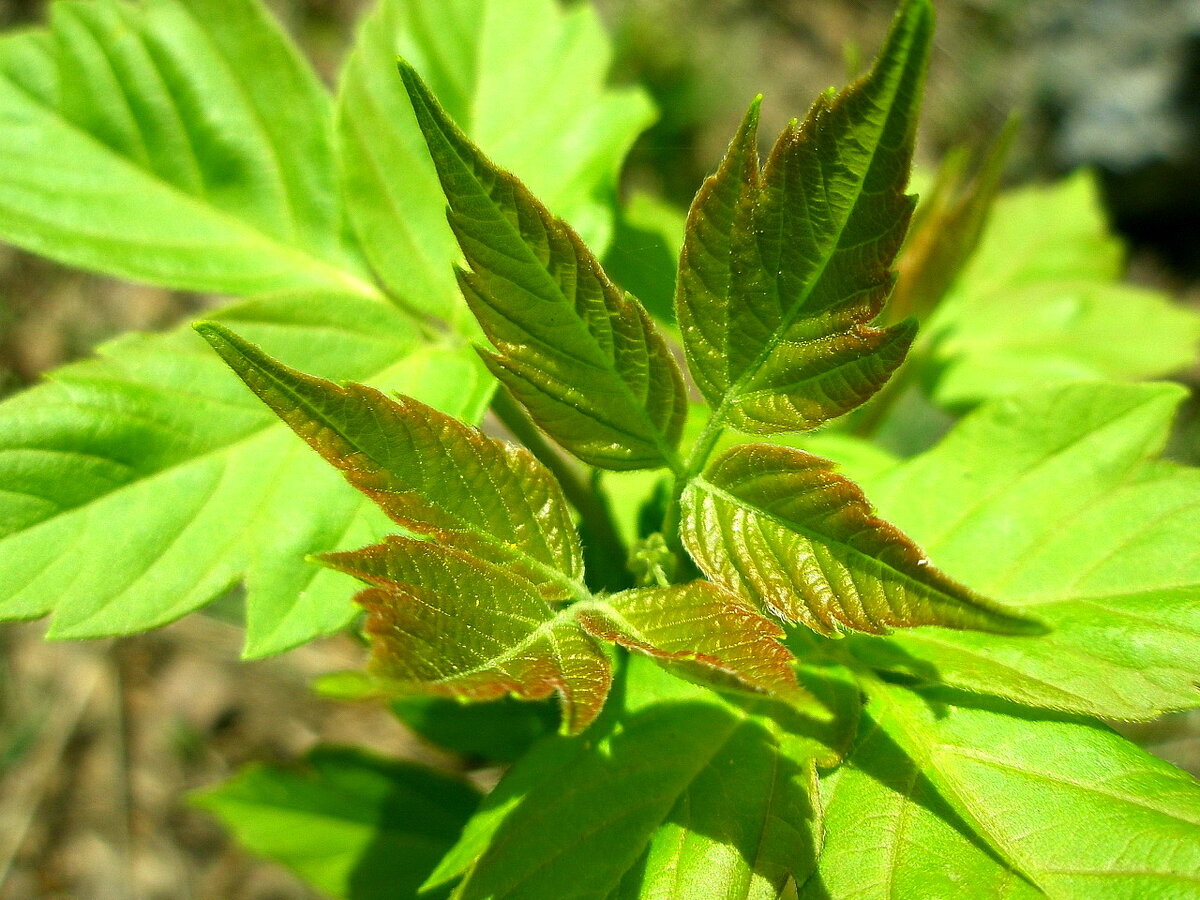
[490,387,629,585]
[662,407,728,555]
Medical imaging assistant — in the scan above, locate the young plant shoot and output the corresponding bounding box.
[1,0,1198,896]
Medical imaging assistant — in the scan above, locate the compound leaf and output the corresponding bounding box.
[323,538,612,736]
[576,579,810,705]
[675,0,929,435]
[0,0,374,299]
[192,745,479,900]
[853,381,1200,720]
[682,443,1042,637]
[865,679,1200,897]
[399,60,687,471]
[336,0,654,322]
[0,293,490,657]
[198,327,811,724]
[196,322,583,603]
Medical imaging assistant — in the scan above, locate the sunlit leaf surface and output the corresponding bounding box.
[400,60,687,471]
[674,0,929,435]
[0,0,371,297]
[927,173,1200,407]
[863,680,1200,897]
[197,322,583,602]
[683,443,1042,637]
[325,538,612,735]
[854,381,1200,720]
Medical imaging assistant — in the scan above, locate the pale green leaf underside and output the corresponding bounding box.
[399,59,686,470]
[197,321,583,603]
[0,295,491,658]
[192,745,479,900]
[866,680,1200,897]
[0,0,374,299]
[675,0,929,434]
[336,0,655,323]
[683,443,1041,638]
[927,172,1200,407]
[857,381,1200,719]
[430,657,852,900]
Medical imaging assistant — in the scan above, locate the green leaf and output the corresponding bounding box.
[576,579,810,705]
[399,60,687,471]
[682,443,1043,637]
[804,709,1040,900]
[390,695,557,764]
[323,538,613,736]
[428,657,856,900]
[336,0,654,322]
[0,295,491,657]
[196,321,582,603]
[192,745,479,900]
[674,0,929,435]
[926,172,1200,407]
[864,679,1200,897]
[0,0,374,299]
[852,381,1200,720]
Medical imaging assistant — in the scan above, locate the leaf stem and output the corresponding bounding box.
[490,387,629,584]
[662,408,728,554]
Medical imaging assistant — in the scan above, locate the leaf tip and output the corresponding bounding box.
[192,319,226,346]
[192,320,257,372]
[748,93,764,120]
[990,609,1051,638]
[394,56,420,88]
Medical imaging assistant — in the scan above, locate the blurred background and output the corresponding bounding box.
[1,0,1199,897]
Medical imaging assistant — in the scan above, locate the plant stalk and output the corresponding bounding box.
[662,409,728,555]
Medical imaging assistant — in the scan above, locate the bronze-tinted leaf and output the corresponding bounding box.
[324,538,611,735]
[398,60,687,471]
[196,322,583,601]
[577,580,813,705]
[675,0,930,434]
[682,443,1044,636]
